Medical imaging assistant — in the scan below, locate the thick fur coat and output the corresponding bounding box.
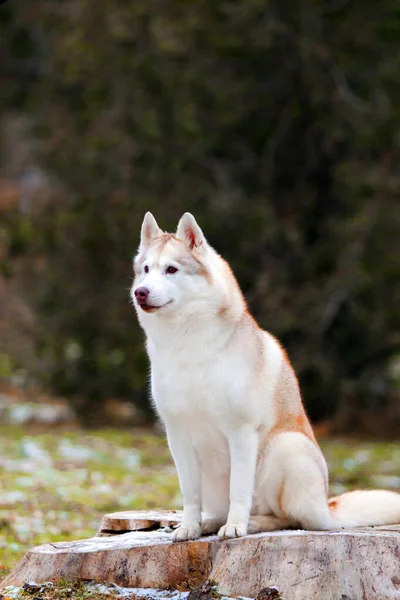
[132,212,400,541]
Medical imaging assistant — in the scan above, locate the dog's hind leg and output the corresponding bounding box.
[258,431,333,531]
[247,515,294,534]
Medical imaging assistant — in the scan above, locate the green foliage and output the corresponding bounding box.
[3,0,400,420]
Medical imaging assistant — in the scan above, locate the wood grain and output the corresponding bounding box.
[97,509,182,534]
[3,512,400,599]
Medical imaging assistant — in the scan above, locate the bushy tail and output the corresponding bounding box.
[329,489,400,528]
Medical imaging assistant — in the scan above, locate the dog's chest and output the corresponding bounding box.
[149,345,249,420]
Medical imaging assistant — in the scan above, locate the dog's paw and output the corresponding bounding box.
[218,523,247,539]
[202,518,225,535]
[171,523,201,542]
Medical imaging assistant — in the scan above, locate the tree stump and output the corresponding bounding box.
[97,509,182,535]
[3,511,400,600]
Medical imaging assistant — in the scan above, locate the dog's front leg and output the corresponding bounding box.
[165,423,202,542]
[218,426,258,539]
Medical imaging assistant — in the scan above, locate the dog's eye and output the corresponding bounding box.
[144,265,149,273]
[166,266,178,274]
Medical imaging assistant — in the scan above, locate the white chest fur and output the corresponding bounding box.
[146,321,282,434]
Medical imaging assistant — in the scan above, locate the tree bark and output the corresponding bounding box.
[3,511,400,600]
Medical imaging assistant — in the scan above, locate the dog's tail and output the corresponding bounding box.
[329,489,400,527]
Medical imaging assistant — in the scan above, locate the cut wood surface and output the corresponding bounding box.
[98,509,182,535]
[3,511,400,600]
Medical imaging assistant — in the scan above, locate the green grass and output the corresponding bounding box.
[0,426,399,583]
[0,426,179,576]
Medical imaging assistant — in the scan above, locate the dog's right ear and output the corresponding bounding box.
[140,212,162,248]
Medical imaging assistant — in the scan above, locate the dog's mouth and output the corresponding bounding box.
[138,300,173,313]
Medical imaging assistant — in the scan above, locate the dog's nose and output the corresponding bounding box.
[134,287,150,302]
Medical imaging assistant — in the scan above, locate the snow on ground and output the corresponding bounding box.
[1,581,255,600]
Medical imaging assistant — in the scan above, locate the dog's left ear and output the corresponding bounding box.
[176,213,205,250]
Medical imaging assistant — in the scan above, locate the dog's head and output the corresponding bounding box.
[132,212,217,320]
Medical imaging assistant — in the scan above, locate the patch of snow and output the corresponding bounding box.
[1,490,27,503]
[121,452,141,469]
[8,403,74,425]
[1,582,255,600]
[89,583,190,598]
[370,474,400,489]
[21,439,51,463]
[1,584,21,599]
[58,439,97,460]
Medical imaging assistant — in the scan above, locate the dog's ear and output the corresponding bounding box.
[176,213,205,250]
[140,212,162,248]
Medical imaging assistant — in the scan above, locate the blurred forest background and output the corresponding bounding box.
[0,0,400,585]
[0,0,400,435]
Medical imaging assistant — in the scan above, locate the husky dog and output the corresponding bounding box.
[131,212,400,541]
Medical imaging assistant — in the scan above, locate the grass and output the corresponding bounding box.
[0,425,399,587]
[0,426,178,576]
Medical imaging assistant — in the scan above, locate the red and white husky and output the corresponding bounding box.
[132,212,400,541]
